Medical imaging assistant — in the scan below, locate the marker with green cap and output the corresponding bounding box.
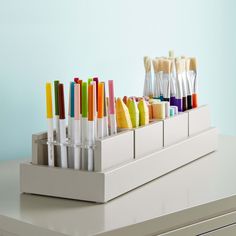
[88,78,93,85]
[81,82,88,170]
[54,80,61,166]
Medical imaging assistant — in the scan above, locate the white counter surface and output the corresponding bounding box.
[0,135,236,236]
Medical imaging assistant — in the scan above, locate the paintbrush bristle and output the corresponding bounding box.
[185,58,190,71]
[175,59,182,73]
[162,59,171,74]
[144,56,151,72]
[190,58,197,72]
[152,59,160,73]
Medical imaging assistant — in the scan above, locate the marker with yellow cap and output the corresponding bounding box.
[46,82,55,167]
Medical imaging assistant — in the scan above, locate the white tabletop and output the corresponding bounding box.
[1,135,236,236]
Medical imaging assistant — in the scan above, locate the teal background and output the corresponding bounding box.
[0,0,235,160]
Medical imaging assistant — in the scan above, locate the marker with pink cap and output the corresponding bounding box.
[74,83,81,169]
[108,80,117,135]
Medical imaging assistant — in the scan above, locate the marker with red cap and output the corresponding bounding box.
[58,83,68,168]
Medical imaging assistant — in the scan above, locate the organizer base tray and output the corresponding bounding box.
[20,127,217,203]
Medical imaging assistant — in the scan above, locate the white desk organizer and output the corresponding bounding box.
[20,105,217,203]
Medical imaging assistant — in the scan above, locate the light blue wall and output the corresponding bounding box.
[0,0,235,160]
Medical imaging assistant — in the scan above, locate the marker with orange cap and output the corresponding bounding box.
[108,80,117,135]
[46,82,55,167]
[97,82,104,139]
[58,83,68,168]
[88,83,95,171]
[74,83,81,170]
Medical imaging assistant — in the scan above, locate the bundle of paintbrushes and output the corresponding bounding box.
[45,78,117,171]
[144,51,198,112]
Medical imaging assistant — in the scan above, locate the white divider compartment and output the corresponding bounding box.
[94,130,134,172]
[188,105,211,136]
[163,112,188,147]
[134,121,163,159]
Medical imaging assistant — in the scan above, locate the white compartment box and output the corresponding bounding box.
[134,121,163,159]
[20,127,218,203]
[188,105,211,136]
[163,112,188,147]
[94,130,134,172]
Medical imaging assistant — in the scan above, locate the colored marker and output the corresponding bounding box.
[46,83,54,167]
[88,83,95,171]
[74,77,79,84]
[68,82,75,168]
[81,82,88,170]
[108,80,117,135]
[58,83,68,168]
[97,82,104,139]
[93,77,99,112]
[102,82,109,137]
[74,83,81,170]
[54,80,60,166]
[88,77,93,85]
[89,81,97,140]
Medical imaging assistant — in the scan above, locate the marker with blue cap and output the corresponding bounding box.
[68,81,75,168]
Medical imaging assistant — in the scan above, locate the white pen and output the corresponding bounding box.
[74,83,81,169]
[46,83,55,167]
[58,83,68,168]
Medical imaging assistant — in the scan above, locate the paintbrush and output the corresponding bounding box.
[143,56,153,98]
[190,58,198,108]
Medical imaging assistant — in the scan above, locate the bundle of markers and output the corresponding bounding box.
[143,51,198,112]
[45,78,117,171]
